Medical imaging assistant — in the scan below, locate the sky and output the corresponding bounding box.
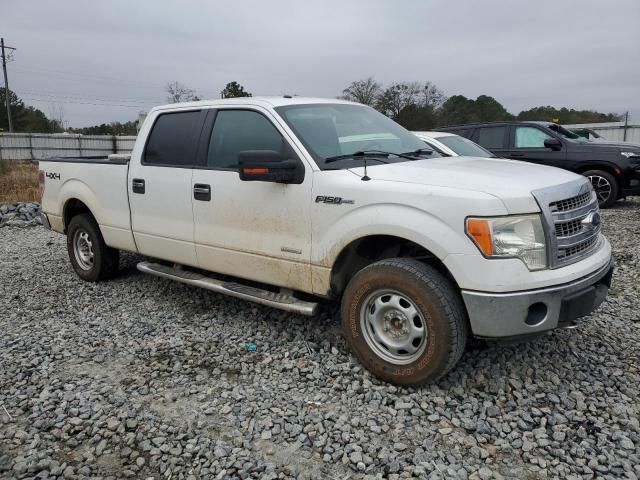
[3,0,639,128]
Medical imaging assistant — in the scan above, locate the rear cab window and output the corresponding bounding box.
[474,126,507,150]
[143,110,204,167]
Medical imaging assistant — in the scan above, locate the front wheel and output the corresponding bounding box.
[66,214,119,282]
[583,169,618,208]
[341,258,468,385]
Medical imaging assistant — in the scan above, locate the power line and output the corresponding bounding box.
[12,65,219,97]
[15,90,162,105]
[20,95,152,109]
[1,37,16,132]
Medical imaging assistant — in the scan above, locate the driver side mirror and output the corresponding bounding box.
[238,150,304,184]
[544,138,562,151]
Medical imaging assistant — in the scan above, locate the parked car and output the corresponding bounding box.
[413,131,495,157]
[437,121,640,207]
[39,97,613,385]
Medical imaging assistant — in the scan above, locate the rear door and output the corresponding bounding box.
[506,125,567,168]
[472,125,510,157]
[129,109,206,267]
[191,107,313,291]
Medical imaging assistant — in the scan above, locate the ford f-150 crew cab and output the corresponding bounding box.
[39,97,614,385]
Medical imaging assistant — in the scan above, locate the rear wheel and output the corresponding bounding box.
[341,258,468,385]
[583,169,618,208]
[67,214,119,281]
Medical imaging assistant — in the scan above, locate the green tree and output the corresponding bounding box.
[517,106,621,123]
[69,120,138,136]
[221,81,252,99]
[437,95,513,125]
[0,87,61,133]
[394,104,438,130]
[437,95,476,125]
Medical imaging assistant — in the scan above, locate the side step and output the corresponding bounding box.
[136,261,319,316]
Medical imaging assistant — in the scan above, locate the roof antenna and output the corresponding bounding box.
[361,157,370,181]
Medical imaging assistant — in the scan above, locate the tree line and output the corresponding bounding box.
[1,79,622,135]
[339,77,622,129]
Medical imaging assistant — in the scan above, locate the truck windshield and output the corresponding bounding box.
[275,103,438,169]
[548,124,590,143]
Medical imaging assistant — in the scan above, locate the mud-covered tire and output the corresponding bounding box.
[583,169,619,208]
[341,258,468,385]
[66,214,119,282]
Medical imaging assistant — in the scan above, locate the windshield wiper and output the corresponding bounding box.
[401,147,435,157]
[324,150,395,163]
[325,150,417,164]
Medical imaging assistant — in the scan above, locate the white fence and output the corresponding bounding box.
[563,122,640,143]
[0,133,137,161]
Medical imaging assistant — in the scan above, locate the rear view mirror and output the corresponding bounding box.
[544,138,562,151]
[238,150,304,184]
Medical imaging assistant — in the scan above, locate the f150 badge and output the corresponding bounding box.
[315,196,354,205]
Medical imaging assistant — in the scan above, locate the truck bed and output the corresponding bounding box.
[39,156,136,252]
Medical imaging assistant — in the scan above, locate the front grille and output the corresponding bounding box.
[549,190,601,266]
[558,235,599,260]
[533,182,602,269]
[549,191,591,212]
[555,218,583,237]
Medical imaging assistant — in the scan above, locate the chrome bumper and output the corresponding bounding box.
[461,257,614,338]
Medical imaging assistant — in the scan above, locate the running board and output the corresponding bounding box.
[136,261,318,316]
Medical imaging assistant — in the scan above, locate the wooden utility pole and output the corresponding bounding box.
[1,37,16,133]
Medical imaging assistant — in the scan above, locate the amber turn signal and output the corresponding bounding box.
[466,218,493,256]
[243,167,269,175]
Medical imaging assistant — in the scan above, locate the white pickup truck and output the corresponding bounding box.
[40,97,614,385]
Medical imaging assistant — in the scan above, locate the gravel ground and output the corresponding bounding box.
[1,200,639,480]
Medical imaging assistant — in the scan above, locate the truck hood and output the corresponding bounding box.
[568,140,640,152]
[355,156,584,214]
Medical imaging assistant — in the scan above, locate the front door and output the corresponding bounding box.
[129,109,205,267]
[191,108,313,292]
[506,125,567,168]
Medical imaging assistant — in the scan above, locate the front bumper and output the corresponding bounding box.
[461,257,614,338]
[624,168,640,196]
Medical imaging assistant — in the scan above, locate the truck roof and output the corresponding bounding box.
[150,96,358,113]
[436,120,556,130]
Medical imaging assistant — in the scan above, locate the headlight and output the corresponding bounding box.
[466,214,547,271]
[621,151,640,159]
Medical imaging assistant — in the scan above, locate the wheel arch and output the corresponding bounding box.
[329,234,461,297]
[63,198,96,233]
[574,162,622,182]
[575,163,622,202]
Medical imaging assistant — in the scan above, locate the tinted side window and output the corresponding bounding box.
[476,127,507,149]
[455,128,472,139]
[207,110,283,169]
[515,126,552,148]
[144,111,202,166]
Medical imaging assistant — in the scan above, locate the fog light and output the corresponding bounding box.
[525,302,547,326]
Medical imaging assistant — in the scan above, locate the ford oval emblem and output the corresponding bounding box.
[582,211,601,229]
